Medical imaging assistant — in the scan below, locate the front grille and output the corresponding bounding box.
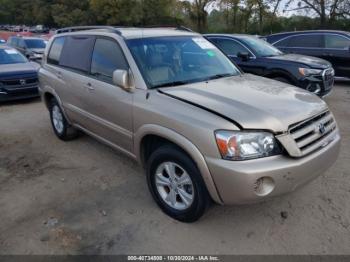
[289,111,337,156]
[323,68,335,90]
[1,77,37,86]
[0,73,38,93]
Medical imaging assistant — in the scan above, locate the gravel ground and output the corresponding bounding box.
[0,83,349,255]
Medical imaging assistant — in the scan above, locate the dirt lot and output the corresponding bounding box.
[0,83,349,255]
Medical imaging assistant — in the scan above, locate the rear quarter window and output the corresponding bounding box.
[325,34,350,49]
[48,37,65,65]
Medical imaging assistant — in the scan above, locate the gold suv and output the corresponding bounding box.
[39,26,341,222]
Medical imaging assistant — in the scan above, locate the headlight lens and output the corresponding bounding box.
[299,68,322,76]
[215,130,282,160]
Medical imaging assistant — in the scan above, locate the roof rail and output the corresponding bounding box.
[56,26,122,35]
[176,26,194,32]
[141,25,195,33]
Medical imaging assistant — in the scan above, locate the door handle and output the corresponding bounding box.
[85,82,95,91]
[56,71,62,79]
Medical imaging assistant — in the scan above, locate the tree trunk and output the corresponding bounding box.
[320,0,327,28]
[258,2,263,35]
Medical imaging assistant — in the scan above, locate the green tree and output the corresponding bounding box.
[51,0,91,27]
[90,0,141,25]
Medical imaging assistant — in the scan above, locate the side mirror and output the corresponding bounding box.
[112,69,133,91]
[237,52,250,61]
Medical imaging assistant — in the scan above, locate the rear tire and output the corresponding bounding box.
[49,98,79,141]
[146,145,210,222]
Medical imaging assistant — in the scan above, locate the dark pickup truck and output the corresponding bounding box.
[205,34,335,97]
[0,46,40,102]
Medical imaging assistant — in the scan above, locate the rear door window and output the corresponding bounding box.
[59,35,96,72]
[90,38,128,83]
[48,37,65,65]
[325,34,350,49]
[287,34,323,48]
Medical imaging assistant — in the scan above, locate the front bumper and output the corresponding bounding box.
[206,132,340,205]
[0,85,39,102]
[300,68,335,97]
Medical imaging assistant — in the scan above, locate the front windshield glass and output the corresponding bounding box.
[24,39,46,49]
[242,37,283,57]
[127,36,240,88]
[0,48,28,64]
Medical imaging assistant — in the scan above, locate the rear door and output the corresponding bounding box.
[82,37,133,152]
[323,34,350,77]
[46,35,96,126]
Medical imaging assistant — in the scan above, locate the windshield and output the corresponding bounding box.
[127,36,240,88]
[241,37,283,57]
[0,48,28,64]
[24,39,46,49]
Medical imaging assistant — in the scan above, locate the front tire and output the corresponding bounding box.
[146,145,210,222]
[49,98,79,141]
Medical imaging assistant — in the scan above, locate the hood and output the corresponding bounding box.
[159,74,328,132]
[0,62,40,77]
[268,53,331,69]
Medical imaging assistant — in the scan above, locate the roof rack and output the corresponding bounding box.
[55,25,196,36]
[176,26,194,32]
[55,26,122,35]
[141,25,195,32]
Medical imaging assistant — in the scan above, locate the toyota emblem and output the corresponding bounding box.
[318,123,326,134]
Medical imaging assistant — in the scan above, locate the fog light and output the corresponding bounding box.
[254,177,275,196]
[306,83,321,94]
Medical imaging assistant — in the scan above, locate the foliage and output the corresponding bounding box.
[0,0,349,34]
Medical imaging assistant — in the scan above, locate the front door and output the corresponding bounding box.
[82,37,133,153]
[209,37,264,75]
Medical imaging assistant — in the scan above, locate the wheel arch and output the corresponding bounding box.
[264,69,298,85]
[42,90,72,125]
[135,124,223,204]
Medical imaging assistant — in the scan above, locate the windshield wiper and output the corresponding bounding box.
[151,73,235,89]
[151,80,191,89]
[205,73,235,81]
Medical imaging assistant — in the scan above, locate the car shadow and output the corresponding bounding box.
[335,80,350,86]
[0,97,41,107]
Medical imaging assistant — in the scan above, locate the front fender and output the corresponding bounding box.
[264,68,299,85]
[134,124,223,204]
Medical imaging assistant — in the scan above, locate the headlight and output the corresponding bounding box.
[215,130,282,160]
[299,68,322,76]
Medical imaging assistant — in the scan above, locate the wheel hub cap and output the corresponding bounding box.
[52,105,64,134]
[155,161,194,210]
